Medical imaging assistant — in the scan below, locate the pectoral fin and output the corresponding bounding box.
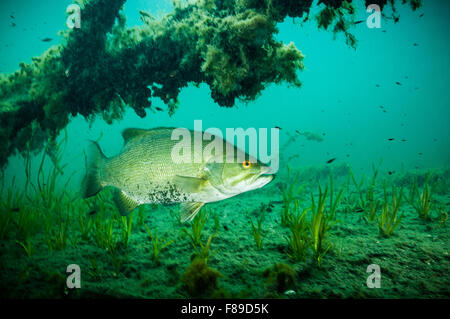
[114,189,139,216]
[174,175,207,193]
[180,202,205,223]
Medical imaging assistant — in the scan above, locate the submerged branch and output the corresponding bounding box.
[0,0,421,168]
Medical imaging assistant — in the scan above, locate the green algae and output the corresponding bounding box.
[0,0,422,168]
[262,263,297,294]
[181,257,223,297]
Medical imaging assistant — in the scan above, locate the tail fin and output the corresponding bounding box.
[82,140,107,198]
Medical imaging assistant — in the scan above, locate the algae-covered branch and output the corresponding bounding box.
[0,0,421,168]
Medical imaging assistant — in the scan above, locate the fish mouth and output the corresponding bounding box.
[254,170,275,189]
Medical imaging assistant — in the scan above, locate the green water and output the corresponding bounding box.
[0,0,448,299]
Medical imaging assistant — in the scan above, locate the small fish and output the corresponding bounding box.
[346,154,350,157]
[155,107,163,112]
[418,152,423,155]
[353,20,364,25]
[379,105,384,109]
[419,13,424,18]
[10,15,15,19]
[355,208,364,213]
[396,81,402,86]
[11,22,16,27]
[295,130,301,134]
[382,30,387,33]
[41,38,53,42]
[413,43,419,46]
[388,171,395,175]
[326,158,336,164]
[401,139,407,142]
[223,225,229,231]
[274,126,282,130]
[375,84,380,87]
[388,138,394,141]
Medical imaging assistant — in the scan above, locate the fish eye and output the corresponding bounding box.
[242,160,251,169]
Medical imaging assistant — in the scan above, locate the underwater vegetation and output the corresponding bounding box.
[378,184,403,237]
[0,144,448,298]
[181,257,223,297]
[145,224,174,265]
[250,212,265,250]
[0,0,422,168]
[281,176,342,266]
[262,263,296,294]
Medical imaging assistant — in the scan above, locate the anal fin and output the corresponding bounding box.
[114,189,139,216]
[180,202,205,223]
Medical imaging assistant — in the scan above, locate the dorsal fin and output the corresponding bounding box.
[121,127,179,144]
[122,128,149,144]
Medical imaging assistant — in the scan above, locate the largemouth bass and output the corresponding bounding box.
[83,127,274,222]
